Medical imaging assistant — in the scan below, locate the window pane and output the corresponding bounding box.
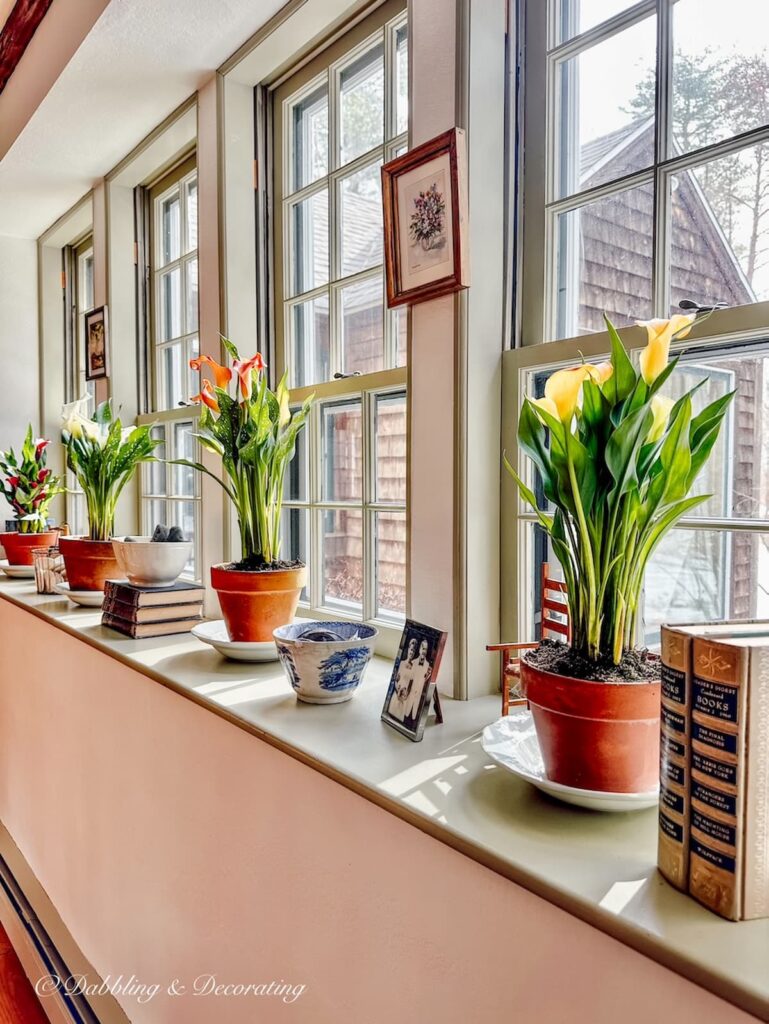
[341,276,384,374]
[376,511,406,620]
[555,0,638,43]
[321,399,363,502]
[556,16,656,199]
[663,349,769,520]
[187,335,199,399]
[144,499,167,537]
[173,421,196,497]
[280,507,309,600]
[553,183,654,339]
[291,83,329,193]
[339,41,384,166]
[671,144,769,307]
[160,266,182,342]
[161,191,181,265]
[644,529,769,647]
[340,160,383,277]
[290,293,330,388]
[80,252,94,311]
[146,426,166,495]
[393,305,408,367]
[394,23,408,136]
[376,392,407,503]
[185,177,198,252]
[186,258,199,333]
[169,500,197,578]
[290,188,329,296]
[671,0,769,156]
[160,344,184,411]
[322,508,363,614]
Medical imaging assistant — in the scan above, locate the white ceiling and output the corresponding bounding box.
[0,0,287,239]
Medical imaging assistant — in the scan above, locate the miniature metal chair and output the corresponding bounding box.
[486,563,571,715]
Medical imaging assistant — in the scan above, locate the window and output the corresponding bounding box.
[521,0,769,343]
[65,234,94,535]
[273,1,408,636]
[138,155,201,577]
[508,1,769,646]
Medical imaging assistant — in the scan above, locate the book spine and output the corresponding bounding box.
[688,637,745,921]
[743,647,769,920]
[658,626,692,891]
[102,613,136,638]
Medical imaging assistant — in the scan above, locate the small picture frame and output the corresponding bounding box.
[381,620,448,742]
[84,305,109,381]
[381,127,469,308]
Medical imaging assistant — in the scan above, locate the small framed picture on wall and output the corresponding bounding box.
[84,305,109,381]
[381,620,447,741]
[381,127,469,308]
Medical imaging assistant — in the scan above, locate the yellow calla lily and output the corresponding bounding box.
[543,366,592,423]
[637,314,695,385]
[530,396,559,420]
[584,361,613,385]
[646,395,674,444]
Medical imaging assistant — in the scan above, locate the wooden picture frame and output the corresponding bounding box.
[381,620,448,741]
[381,127,469,308]
[84,305,109,381]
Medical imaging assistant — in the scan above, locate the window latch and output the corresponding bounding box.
[333,371,362,379]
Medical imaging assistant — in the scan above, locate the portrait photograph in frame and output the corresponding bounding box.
[84,305,109,381]
[381,619,448,742]
[381,127,469,308]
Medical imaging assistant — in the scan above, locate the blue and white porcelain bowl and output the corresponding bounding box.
[273,621,378,704]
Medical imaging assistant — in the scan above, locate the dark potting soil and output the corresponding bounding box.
[524,637,660,683]
[225,556,304,573]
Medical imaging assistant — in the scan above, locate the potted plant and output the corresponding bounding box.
[0,426,65,564]
[508,313,733,793]
[60,398,160,590]
[173,340,312,642]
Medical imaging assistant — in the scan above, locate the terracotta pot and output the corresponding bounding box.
[59,537,123,592]
[0,530,59,566]
[211,563,307,643]
[520,655,661,794]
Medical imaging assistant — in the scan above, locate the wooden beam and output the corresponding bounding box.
[0,0,53,95]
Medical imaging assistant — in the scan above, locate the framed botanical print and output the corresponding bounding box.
[381,128,469,308]
[84,305,109,381]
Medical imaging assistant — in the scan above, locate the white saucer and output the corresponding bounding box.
[482,710,659,813]
[192,620,279,662]
[54,582,105,608]
[0,561,35,579]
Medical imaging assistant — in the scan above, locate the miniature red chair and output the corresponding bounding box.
[486,563,570,715]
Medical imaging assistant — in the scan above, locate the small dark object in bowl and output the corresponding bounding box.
[298,628,346,642]
[152,524,170,542]
[167,526,185,542]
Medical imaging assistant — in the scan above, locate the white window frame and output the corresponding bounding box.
[272,0,409,654]
[136,154,202,579]
[519,0,769,345]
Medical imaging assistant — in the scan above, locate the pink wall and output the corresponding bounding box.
[0,603,756,1023]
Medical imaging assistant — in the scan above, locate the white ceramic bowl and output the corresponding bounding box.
[111,537,193,588]
[273,621,378,704]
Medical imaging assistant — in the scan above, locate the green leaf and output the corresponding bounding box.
[604,315,637,404]
[605,403,653,497]
[503,456,553,533]
[690,390,735,449]
[220,335,239,361]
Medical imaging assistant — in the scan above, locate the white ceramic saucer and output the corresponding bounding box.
[0,560,35,579]
[482,710,659,813]
[54,582,105,608]
[192,620,279,663]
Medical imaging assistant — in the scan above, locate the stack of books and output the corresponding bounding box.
[658,620,769,920]
[102,580,205,638]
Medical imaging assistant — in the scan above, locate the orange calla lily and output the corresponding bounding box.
[190,354,232,390]
[232,353,266,400]
[636,314,695,385]
[190,379,220,414]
